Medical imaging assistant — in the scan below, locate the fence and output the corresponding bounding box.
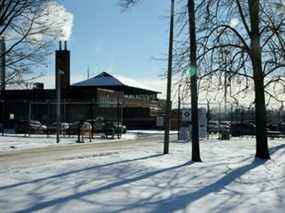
[0,100,160,131]
[0,100,121,127]
[207,103,285,124]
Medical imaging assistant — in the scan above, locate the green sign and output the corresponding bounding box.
[185,66,198,77]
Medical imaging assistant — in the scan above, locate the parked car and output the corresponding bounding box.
[230,122,256,137]
[87,117,105,134]
[68,121,92,138]
[208,121,219,134]
[16,120,47,135]
[103,121,115,139]
[113,122,127,134]
[220,121,231,129]
[68,121,81,135]
[208,121,230,134]
[88,117,127,135]
[47,122,70,135]
[267,123,279,131]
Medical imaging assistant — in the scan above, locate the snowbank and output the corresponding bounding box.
[0,133,137,152]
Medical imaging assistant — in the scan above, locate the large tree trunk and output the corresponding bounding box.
[248,0,270,159]
[188,0,201,162]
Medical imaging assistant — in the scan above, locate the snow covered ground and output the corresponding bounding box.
[0,136,284,212]
[0,133,137,152]
[0,130,176,152]
[128,130,178,135]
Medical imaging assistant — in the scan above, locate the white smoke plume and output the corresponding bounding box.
[30,0,74,42]
[43,1,74,41]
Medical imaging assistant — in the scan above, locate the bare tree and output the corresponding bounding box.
[0,0,73,86]
[174,0,285,159]
[119,0,141,9]
[120,0,285,160]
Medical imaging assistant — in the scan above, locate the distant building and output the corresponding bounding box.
[0,42,164,129]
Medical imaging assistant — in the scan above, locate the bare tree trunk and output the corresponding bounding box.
[248,0,270,159]
[188,0,201,162]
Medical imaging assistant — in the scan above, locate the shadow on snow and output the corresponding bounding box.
[8,144,285,213]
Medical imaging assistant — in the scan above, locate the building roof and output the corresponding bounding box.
[73,72,160,95]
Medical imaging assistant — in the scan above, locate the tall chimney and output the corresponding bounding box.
[64,40,67,50]
[0,37,5,92]
[59,41,62,50]
[55,40,70,90]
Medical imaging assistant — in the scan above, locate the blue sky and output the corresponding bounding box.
[49,0,170,85]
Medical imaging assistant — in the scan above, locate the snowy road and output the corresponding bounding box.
[0,134,170,169]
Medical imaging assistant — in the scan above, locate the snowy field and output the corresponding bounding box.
[0,136,284,212]
[0,133,137,152]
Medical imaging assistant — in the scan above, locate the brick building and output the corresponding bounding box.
[0,42,164,129]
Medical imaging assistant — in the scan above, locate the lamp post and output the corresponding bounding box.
[56,69,64,143]
[177,84,181,140]
[0,37,6,136]
[0,37,5,93]
[164,0,175,154]
[117,95,121,139]
[207,100,210,139]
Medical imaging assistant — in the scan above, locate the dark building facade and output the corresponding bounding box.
[0,43,163,129]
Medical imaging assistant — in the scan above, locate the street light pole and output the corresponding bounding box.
[177,84,181,140]
[164,0,175,154]
[56,69,63,143]
[117,95,120,139]
[0,37,6,136]
[0,37,5,93]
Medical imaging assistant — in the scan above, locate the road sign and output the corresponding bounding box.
[180,108,207,138]
[199,108,207,138]
[156,116,164,127]
[182,109,191,121]
[179,126,190,141]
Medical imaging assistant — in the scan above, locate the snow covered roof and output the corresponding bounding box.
[73,72,160,94]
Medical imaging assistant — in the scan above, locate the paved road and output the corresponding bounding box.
[0,134,176,169]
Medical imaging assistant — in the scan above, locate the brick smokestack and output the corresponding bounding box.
[55,41,70,89]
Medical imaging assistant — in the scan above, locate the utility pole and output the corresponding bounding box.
[188,0,201,162]
[117,95,121,139]
[56,69,63,143]
[164,0,175,154]
[0,37,5,92]
[177,84,181,140]
[0,37,6,136]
